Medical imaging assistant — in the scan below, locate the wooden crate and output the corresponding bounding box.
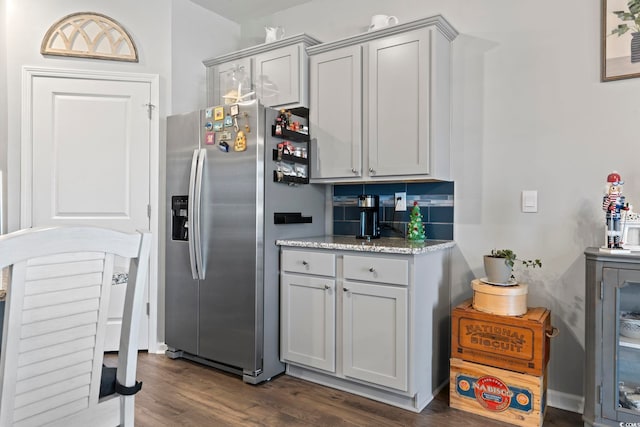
[451,300,552,376]
[450,358,547,427]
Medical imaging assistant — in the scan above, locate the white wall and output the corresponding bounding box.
[0,0,7,234]
[5,0,172,232]
[171,0,241,114]
[241,0,636,405]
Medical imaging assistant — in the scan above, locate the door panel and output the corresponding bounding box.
[368,29,430,176]
[343,280,408,391]
[29,75,151,350]
[211,58,252,106]
[253,44,299,107]
[164,112,200,355]
[309,45,362,180]
[281,273,336,372]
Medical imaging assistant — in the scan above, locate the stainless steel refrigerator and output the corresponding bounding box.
[165,100,325,383]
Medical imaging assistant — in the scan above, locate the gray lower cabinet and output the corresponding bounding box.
[308,15,458,183]
[279,246,451,412]
[203,34,321,108]
[584,248,640,426]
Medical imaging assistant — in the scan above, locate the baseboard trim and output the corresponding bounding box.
[154,342,168,354]
[547,389,584,414]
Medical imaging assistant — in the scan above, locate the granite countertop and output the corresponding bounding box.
[276,235,455,255]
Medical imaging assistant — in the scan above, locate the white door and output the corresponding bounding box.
[27,73,151,351]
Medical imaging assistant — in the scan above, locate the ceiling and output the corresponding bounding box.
[191,0,314,23]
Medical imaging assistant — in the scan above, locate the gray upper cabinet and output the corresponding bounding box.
[204,34,321,108]
[253,44,302,107]
[210,57,252,108]
[308,16,458,183]
[309,45,362,179]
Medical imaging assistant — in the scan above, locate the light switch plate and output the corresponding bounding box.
[395,192,407,211]
[522,190,538,213]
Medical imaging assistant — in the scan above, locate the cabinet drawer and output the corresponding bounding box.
[281,250,336,277]
[343,255,408,285]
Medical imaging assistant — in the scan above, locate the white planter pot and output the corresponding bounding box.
[483,255,513,284]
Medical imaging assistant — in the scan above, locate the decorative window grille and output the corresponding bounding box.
[41,12,138,62]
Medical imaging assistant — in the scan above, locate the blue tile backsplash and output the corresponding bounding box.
[332,182,454,240]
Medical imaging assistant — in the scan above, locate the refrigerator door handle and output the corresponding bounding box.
[193,148,207,279]
[187,149,199,279]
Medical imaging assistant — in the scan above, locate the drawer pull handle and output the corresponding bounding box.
[369,267,375,273]
[302,260,308,266]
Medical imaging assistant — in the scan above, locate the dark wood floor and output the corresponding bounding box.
[105,353,583,426]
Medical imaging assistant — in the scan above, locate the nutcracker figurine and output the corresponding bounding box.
[603,171,629,249]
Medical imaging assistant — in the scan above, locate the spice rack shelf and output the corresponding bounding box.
[271,126,309,143]
[271,110,310,184]
[272,150,309,166]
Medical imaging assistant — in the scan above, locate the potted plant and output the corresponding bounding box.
[483,249,542,284]
[611,0,640,63]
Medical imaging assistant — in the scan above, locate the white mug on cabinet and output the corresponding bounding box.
[368,14,399,31]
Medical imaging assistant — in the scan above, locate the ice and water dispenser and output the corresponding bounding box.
[171,196,189,241]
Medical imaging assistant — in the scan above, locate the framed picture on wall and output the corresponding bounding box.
[602,0,640,81]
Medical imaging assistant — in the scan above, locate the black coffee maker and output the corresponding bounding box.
[356,195,380,239]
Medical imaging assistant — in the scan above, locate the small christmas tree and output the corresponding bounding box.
[407,201,426,241]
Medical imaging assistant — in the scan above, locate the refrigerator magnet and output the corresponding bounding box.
[234,131,247,152]
[205,121,213,131]
[213,122,223,132]
[224,115,233,128]
[219,131,232,141]
[205,108,213,119]
[218,141,229,152]
[205,132,215,145]
[230,104,239,116]
[214,106,224,121]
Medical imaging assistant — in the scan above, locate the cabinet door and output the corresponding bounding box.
[281,273,336,372]
[602,267,640,422]
[210,58,252,106]
[368,28,430,177]
[342,280,408,391]
[309,45,362,179]
[253,44,301,107]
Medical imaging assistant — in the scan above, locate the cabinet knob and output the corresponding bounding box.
[302,260,308,265]
[369,267,375,273]
[343,287,349,292]
[369,167,375,174]
[324,285,330,290]
[351,168,358,174]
